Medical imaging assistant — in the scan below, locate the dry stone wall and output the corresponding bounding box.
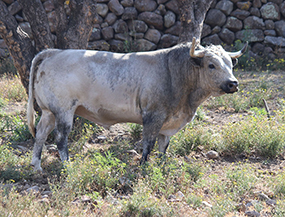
[1,0,285,60]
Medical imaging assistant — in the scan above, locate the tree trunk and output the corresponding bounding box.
[177,0,214,44]
[54,0,97,49]
[0,0,97,94]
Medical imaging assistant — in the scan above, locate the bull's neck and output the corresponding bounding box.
[187,67,212,110]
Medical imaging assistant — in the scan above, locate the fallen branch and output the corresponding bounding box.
[262,98,270,119]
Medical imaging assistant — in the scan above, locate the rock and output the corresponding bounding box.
[102,26,114,40]
[128,20,148,33]
[89,28,101,41]
[236,29,264,42]
[144,29,161,44]
[266,199,276,206]
[245,210,260,217]
[215,0,233,15]
[212,26,221,34]
[108,0,124,16]
[136,39,157,51]
[26,186,40,194]
[250,7,260,17]
[237,1,252,10]
[113,20,128,33]
[165,0,179,15]
[231,9,250,20]
[260,2,280,20]
[264,36,285,47]
[244,16,265,30]
[253,0,262,8]
[158,34,178,48]
[202,34,223,45]
[41,190,52,196]
[97,135,107,141]
[165,21,181,36]
[264,30,276,36]
[225,16,243,32]
[155,4,167,16]
[15,14,24,22]
[8,1,22,16]
[105,13,117,25]
[138,12,163,30]
[122,7,138,20]
[205,9,227,27]
[177,191,184,199]
[43,0,54,13]
[275,20,285,37]
[129,32,144,39]
[202,201,212,208]
[81,195,91,203]
[265,20,275,30]
[281,2,285,17]
[206,150,219,159]
[121,0,133,7]
[134,0,157,12]
[115,33,130,41]
[164,11,176,28]
[202,24,212,38]
[109,39,124,52]
[252,43,265,55]
[96,4,109,17]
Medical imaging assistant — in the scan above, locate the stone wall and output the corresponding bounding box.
[1,0,285,60]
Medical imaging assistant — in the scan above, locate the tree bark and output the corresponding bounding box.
[177,0,214,44]
[0,1,35,92]
[0,0,97,94]
[54,0,97,49]
[18,0,55,52]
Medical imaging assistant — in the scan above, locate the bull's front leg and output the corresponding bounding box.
[140,112,165,164]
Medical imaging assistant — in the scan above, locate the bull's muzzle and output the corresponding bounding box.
[222,80,239,93]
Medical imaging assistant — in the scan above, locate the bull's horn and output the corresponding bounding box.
[227,42,248,59]
[190,37,205,58]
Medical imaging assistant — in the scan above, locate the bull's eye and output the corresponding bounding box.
[209,64,215,69]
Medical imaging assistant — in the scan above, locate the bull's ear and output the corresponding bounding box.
[232,58,238,67]
[192,57,202,66]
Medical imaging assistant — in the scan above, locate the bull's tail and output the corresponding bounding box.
[27,49,60,137]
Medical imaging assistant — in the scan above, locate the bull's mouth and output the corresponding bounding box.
[221,81,239,94]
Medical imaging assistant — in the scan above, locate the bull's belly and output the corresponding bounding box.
[75,104,143,129]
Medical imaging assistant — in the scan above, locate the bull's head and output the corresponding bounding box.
[190,37,247,96]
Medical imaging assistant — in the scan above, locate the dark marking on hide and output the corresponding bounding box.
[71,99,78,109]
[34,59,44,84]
[40,71,45,78]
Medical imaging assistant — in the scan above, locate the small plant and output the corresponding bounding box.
[128,123,143,141]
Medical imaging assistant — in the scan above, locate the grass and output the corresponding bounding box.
[0,71,285,216]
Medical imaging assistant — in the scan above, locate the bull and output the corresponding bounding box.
[27,37,247,171]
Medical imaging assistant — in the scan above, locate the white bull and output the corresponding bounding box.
[27,38,247,171]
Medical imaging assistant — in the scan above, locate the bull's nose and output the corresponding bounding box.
[227,81,239,92]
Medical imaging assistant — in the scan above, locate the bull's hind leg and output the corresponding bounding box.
[54,113,74,163]
[140,112,165,164]
[31,110,55,171]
